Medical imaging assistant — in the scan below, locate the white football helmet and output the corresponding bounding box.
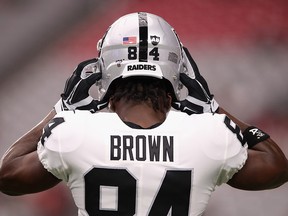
[96,12,186,100]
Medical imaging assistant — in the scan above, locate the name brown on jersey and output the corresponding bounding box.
[110,135,174,162]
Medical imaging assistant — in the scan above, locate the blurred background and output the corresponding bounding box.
[1,0,288,215]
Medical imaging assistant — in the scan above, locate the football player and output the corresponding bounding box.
[0,12,287,216]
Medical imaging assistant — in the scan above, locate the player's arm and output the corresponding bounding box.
[174,47,288,190]
[0,110,61,196]
[219,107,288,190]
[0,59,109,196]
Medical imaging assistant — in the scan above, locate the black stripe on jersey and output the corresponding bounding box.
[138,12,148,62]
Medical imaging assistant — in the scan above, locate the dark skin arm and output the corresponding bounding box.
[218,107,288,190]
[0,109,61,196]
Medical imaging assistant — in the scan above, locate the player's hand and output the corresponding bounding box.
[54,58,108,113]
[172,47,219,115]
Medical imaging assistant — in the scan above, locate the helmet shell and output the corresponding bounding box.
[97,12,185,100]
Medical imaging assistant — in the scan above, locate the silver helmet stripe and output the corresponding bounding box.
[138,12,148,62]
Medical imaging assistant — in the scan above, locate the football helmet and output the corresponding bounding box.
[96,12,186,100]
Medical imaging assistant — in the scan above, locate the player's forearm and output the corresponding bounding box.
[0,109,57,195]
[219,107,288,189]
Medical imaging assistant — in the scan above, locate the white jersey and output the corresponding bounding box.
[37,110,247,216]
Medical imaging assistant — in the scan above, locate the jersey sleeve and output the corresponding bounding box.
[37,114,69,182]
[215,115,248,186]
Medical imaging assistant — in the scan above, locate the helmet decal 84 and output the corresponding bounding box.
[96,12,186,101]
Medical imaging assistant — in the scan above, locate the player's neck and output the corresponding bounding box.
[113,100,166,128]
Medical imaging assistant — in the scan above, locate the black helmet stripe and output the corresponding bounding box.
[138,12,148,62]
